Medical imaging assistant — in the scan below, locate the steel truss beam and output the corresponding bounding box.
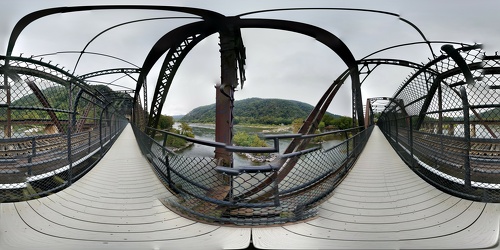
[137,17,362,133]
[78,68,141,80]
[145,27,212,137]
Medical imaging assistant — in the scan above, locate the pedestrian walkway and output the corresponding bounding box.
[0,124,250,250]
[252,126,500,249]
[0,125,498,249]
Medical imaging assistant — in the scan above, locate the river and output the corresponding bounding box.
[175,123,342,167]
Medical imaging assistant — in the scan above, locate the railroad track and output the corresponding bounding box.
[0,129,104,184]
[394,130,500,181]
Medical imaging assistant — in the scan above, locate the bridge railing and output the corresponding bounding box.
[378,46,500,202]
[0,56,129,202]
[380,115,500,201]
[132,124,372,225]
[0,112,128,202]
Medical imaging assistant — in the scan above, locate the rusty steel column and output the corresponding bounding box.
[214,22,239,167]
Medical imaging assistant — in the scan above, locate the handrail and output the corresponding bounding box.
[135,123,373,225]
[0,56,130,201]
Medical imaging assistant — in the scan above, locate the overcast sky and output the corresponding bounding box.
[1,0,499,116]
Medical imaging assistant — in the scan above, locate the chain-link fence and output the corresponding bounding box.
[378,45,500,202]
[0,56,129,202]
[133,124,372,225]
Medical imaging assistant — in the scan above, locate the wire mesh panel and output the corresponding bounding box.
[378,45,500,202]
[133,125,372,225]
[0,56,129,202]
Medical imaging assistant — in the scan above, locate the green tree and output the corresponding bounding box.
[166,128,187,148]
[291,118,303,133]
[332,116,353,130]
[318,121,326,132]
[158,115,174,130]
[179,122,193,135]
[321,114,335,126]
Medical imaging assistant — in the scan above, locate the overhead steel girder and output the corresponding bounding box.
[78,68,141,80]
[368,97,407,115]
[143,22,217,136]
[6,5,225,57]
[442,45,476,84]
[133,21,218,105]
[7,6,223,127]
[136,17,363,131]
[414,45,483,130]
[358,58,431,72]
[9,5,364,128]
[0,56,99,100]
[236,18,364,128]
[483,55,500,89]
[76,67,138,130]
[357,58,438,85]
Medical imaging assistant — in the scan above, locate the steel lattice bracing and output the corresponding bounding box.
[146,33,206,138]
[77,68,141,80]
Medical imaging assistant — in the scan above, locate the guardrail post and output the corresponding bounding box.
[388,119,392,139]
[344,131,349,158]
[88,130,91,154]
[409,116,415,169]
[29,137,36,163]
[67,82,73,186]
[394,116,399,146]
[273,171,280,206]
[161,132,174,189]
[460,86,471,188]
[165,154,173,189]
[99,109,104,157]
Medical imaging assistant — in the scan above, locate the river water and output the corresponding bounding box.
[175,123,342,167]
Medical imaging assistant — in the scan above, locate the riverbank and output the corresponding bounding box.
[189,123,292,133]
[238,152,278,163]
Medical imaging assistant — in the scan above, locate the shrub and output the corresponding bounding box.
[233,131,267,147]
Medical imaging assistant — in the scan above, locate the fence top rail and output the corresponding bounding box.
[148,125,366,155]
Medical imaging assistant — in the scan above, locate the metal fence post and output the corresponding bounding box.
[29,137,35,163]
[394,115,399,147]
[67,82,73,186]
[345,131,349,158]
[88,130,91,154]
[273,171,280,207]
[409,116,415,169]
[460,86,471,188]
[161,132,173,189]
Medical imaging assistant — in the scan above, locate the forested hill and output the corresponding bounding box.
[180,98,341,125]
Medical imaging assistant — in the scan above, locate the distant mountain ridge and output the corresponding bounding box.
[180,98,341,125]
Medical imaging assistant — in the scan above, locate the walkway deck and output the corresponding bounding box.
[253,127,500,249]
[0,125,499,249]
[0,125,250,250]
